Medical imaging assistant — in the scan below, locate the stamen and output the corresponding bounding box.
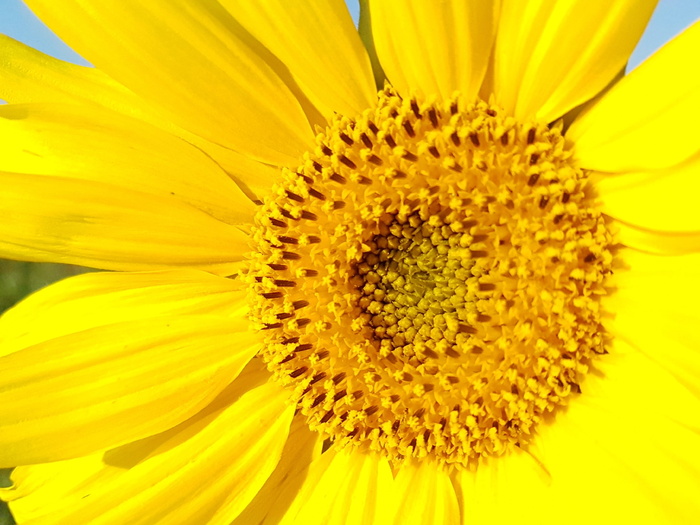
[248,88,614,471]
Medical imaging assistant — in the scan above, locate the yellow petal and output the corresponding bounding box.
[278,448,395,525]
[0,35,144,113]
[569,20,700,171]
[594,152,700,232]
[0,38,283,200]
[4,378,294,525]
[604,249,700,398]
[493,0,656,122]
[454,448,551,524]
[368,0,497,100]
[0,171,247,273]
[389,461,460,525]
[221,0,375,119]
[610,221,700,256]
[0,316,261,466]
[0,270,245,356]
[0,103,255,225]
[1,454,125,522]
[232,416,323,525]
[0,361,270,517]
[530,341,700,523]
[24,0,314,165]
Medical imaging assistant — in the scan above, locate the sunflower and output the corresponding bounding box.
[1,1,699,523]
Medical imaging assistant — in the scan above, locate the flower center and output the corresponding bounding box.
[247,88,614,469]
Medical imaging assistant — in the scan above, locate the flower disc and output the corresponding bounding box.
[248,89,614,469]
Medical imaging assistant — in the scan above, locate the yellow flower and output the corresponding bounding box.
[1,1,699,523]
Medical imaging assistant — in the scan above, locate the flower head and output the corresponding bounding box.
[0,1,699,524]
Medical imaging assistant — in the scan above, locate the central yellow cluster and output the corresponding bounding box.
[247,88,614,469]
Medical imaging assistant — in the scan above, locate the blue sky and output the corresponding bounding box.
[1,0,699,71]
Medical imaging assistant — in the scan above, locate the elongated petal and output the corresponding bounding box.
[278,448,395,525]
[0,171,247,273]
[611,221,700,256]
[0,39,283,199]
[595,153,700,233]
[0,35,141,112]
[221,0,375,119]
[604,249,700,397]
[0,270,245,356]
[493,0,656,122]
[24,0,314,165]
[530,342,700,523]
[0,103,255,225]
[368,0,496,100]
[390,461,460,525]
[4,378,295,525]
[232,416,323,525]
[569,20,700,171]
[455,448,551,524]
[0,316,260,466]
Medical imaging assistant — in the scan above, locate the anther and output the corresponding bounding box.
[292,300,307,310]
[365,406,379,416]
[385,134,397,148]
[411,100,421,118]
[308,188,326,200]
[469,133,480,147]
[527,129,536,144]
[312,393,327,408]
[339,155,357,169]
[286,190,304,203]
[403,151,418,162]
[428,108,438,128]
[539,196,549,209]
[529,153,540,165]
[339,132,354,145]
[281,251,301,260]
[270,218,287,228]
[267,263,288,271]
[360,133,373,149]
[274,279,296,287]
[402,121,415,138]
[330,172,347,184]
[451,132,461,147]
[278,236,298,245]
[428,146,440,158]
[527,174,540,186]
[301,210,318,220]
[262,291,283,299]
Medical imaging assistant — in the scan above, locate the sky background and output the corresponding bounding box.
[0,0,699,71]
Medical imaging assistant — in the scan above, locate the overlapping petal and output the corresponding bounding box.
[3,376,295,524]
[368,0,496,101]
[455,448,551,524]
[389,460,460,525]
[493,0,656,122]
[604,249,700,398]
[0,270,245,356]
[0,170,247,273]
[278,448,396,525]
[0,103,255,225]
[0,315,260,466]
[569,20,700,171]
[24,0,315,165]
[529,342,700,523]
[221,0,375,119]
